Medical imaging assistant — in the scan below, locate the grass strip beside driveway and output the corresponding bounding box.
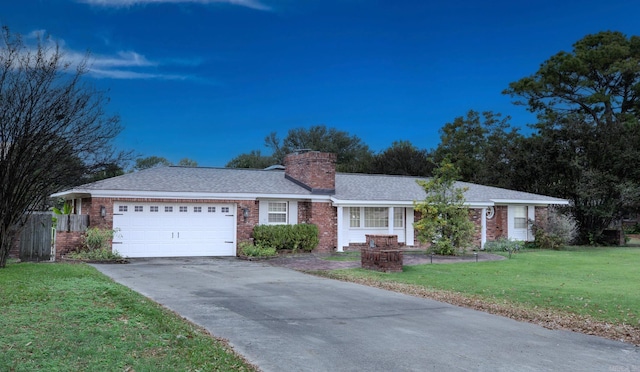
[0,262,257,372]
[311,247,640,345]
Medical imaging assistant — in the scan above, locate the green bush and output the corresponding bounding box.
[83,227,118,251]
[239,242,277,257]
[252,224,319,252]
[67,248,123,261]
[483,238,523,252]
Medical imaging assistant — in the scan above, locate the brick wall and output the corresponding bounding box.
[308,201,337,252]
[284,151,337,192]
[469,208,482,247]
[487,206,508,241]
[55,231,84,260]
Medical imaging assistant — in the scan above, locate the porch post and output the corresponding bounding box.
[388,207,394,235]
[481,207,487,250]
[336,206,345,252]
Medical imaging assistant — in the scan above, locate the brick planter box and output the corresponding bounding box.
[361,234,403,273]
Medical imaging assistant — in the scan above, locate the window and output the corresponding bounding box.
[150,206,159,212]
[221,207,230,213]
[394,208,404,228]
[165,206,173,212]
[364,207,388,228]
[179,206,188,212]
[194,206,202,213]
[134,206,143,212]
[208,206,216,213]
[349,207,360,227]
[118,205,128,212]
[513,206,528,229]
[268,202,287,224]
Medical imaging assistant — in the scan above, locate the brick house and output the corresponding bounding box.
[51,151,568,259]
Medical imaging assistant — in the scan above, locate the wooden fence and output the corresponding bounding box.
[19,213,53,262]
[18,213,90,262]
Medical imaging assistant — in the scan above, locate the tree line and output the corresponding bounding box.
[227,31,640,245]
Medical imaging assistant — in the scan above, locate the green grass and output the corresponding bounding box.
[0,263,256,372]
[327,247,640,326]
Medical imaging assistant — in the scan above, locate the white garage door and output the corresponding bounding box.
[112,202,236,258]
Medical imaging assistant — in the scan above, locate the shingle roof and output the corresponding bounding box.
[334,173,567,204]
[68,166,312,195]
[56,166,567,205]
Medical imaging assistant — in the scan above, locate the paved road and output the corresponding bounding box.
[93,257,639,372]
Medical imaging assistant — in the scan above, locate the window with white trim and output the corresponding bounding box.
[348,207,405,229]
[364,207,388,228]
[221,207,230,213]
[165,206,173,212]
[514,206,528,229]
[349,207,361,227]
[268,202,287,224]
[179,206,188,212]
[194,206,202,213]
[150,206,159,212]
[134,206,143,212]
[393,208,404,228]
[208,206,216,213]
[118,205,128,212]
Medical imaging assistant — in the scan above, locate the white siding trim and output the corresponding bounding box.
[289,201,298,225]
[336,206,345,252]
[406,207,415,247]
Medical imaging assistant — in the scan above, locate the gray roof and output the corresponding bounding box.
[56,166,567,205]
[68,166,312,195]
[334,173,567,204]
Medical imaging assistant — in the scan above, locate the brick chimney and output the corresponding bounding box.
[284,151,337,194]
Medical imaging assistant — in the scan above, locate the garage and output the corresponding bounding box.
[112,202,236,258]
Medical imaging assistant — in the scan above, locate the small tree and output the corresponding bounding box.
[414,160,475,255]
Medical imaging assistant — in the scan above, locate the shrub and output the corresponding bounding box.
[83,227,118,251]
[67,227,123,261]
[483,238,523,252]
[67,248,123,261]
[239,242,277,257]
[252,224,319,253]
[530,208,578,250]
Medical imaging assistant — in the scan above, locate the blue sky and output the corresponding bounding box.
[2,0,639,167]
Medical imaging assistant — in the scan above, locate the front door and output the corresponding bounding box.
[508,205,528,241]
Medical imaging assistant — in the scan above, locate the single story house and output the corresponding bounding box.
[51,151,568,259]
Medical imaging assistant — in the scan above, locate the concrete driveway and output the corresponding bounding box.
[93,257,639,372]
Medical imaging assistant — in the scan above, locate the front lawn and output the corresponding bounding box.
[315,247,640,344]
[0,263,256,372]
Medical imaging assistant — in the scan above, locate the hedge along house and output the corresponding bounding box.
[51,151,568,259]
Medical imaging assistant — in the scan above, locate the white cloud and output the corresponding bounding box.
[22,30,196,81]
[76,0,271,11]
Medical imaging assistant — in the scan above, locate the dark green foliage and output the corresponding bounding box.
[504,31,640,244]
[226,150,276,169]
[133,156,172,171]
[431,110,523,189]
[252,224,319,252]
[370,140,434,176]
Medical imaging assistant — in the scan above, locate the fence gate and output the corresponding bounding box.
[19,213,53,262]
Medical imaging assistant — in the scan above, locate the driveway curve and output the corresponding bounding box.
[93,257,639,372]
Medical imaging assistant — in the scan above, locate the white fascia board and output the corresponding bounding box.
[331,197,495,208]
[330,198,415,207]
[491,199,570,205]
[52,189,322,201]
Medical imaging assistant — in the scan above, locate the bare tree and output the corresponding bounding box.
[0,27,124,267]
